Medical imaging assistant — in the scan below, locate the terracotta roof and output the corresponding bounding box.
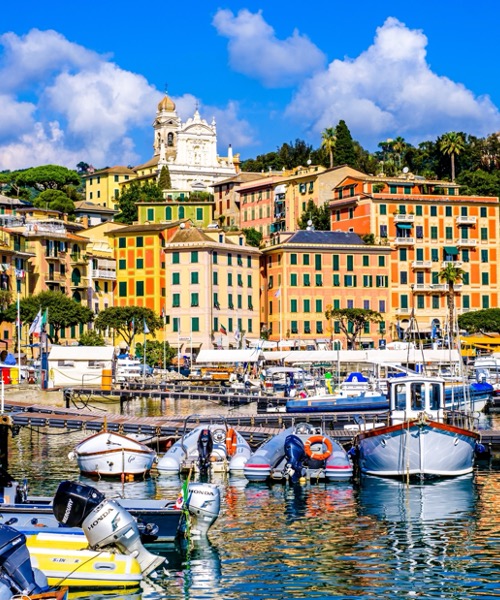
[83,166,136,177]
[105,222,179,235]
[169,228,213,244]
[74,201,116,214]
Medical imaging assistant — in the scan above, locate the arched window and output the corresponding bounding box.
[167,132,174,147]
[179,206,185,219]
[166,206,172,220]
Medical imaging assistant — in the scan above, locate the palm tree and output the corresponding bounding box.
[439,132,465,182]
[392,136,407,169]
[438,263,465,347]
[321,127,336,168]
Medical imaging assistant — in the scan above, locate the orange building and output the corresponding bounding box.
[329,172,500,339]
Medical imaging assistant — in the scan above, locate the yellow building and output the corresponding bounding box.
[83,166,136,210]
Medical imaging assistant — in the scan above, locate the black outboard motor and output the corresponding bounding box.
[197,429,213,474]
[53,480,165,576]
[283,434,306,483]
[0,524,48,597]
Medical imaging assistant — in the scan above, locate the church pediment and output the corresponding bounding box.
[181,123,214,136]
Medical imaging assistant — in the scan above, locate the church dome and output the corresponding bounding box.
[158,94,176,112]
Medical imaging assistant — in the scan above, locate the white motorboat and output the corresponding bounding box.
[156,415,251,475]
[243,422,353,483]
[353,375,485,479]
[68,431,157,478]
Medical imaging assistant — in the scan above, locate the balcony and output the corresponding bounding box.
[411,260,432,269]
[45,253,63,261]
[456,216,477,225]
[70,253,88,264]
[394,214,415,223]
[456,238,477,247]
[394,237,415,246]
[430,283,463,292]
[441,260,463,268]
[92,269,116,280]
[413,283,433,291]
[46,273,66,284]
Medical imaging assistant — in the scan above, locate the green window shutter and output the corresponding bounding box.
[315,254,321,270]
[192,317,200,332]
[173,294,180,307]
[191,251,198,263]
[136,258,143,269]
[462,295,470,309]
[119,282,127,297]
[118,238,126,248]
[136,281,144,296]
[430,227,438,239]
[431,249,438,262]
[304,299,310,313]
[400,294,408,309]
[346,255,353,271]
[291,273,297,286]
[118,259,126,269]
[291,299,297,313]
[315,299,322,312]
[333,299,340,309]
[172,272,180,285]
[172,252,179,264]
[191,272,199,284]
[333,255,339,271]
[362,255,369,267]
[291,254,297,265]
[333,274,340,286]
[191,292,199,306]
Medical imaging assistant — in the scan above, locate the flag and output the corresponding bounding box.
[161,307,165,320]
[274,288,281,298]
[234,328,241,342]
[143,319,150,335]
[29,310,42,336]
[220,324,227,335]
[129,317,135,332]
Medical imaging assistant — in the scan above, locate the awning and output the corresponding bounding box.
[444,246,459,255]
[396,223,413,229]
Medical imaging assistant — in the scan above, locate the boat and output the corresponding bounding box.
[352,374,485,479]
[243,422,353,483]
[0,470,218,543]
[156,415,251,475]
[0,523,68,600]
[68,431,157,478]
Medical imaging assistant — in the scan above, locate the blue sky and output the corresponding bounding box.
[1,1,499,171]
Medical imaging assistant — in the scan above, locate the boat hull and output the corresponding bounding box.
[26,532,143,589]
[357,419,479,478]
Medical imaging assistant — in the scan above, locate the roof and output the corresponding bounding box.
[169,228,214,243]
[285,230,365,245]
[74,201,117,214]
[105,222,179,235]
[83,166,136,177]
[213,172,266,186]
[49,346,116,361]
[196,349,263,363]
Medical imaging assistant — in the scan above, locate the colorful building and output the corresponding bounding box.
[329,172,500,339]
[83,166,136,210]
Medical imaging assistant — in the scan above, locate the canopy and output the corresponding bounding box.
[396,223,413,229]
[444,246,459,255]
[49,346,115,361]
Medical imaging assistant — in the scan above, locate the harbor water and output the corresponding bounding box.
[4,393,500,599]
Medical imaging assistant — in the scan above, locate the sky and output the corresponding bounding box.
[1,1,499,171]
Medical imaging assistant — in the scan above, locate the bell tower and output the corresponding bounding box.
[153,93,180,158]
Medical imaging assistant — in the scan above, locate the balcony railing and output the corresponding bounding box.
[394,214,415,223]
[456,238,477,247]
[412,260,432,269]
[456,216,477,225]
[394,237,415,245]
[92,269,116,280]
[413,283,433,291]
[441,260,463,268]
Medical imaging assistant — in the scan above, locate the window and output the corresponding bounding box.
[118,259,126,270]
[237,274,243,287]
[482,272,489,285]
[247,319,253,333]
[480,207,487,218]
[380,225,387,238]
[379,300,386,313]
[445,226,453,240]
[415,206,422,216]
[228,294,234,309]
[136,258,143,269]
[166,206,172,220]
[291,273,297,286]
[304,321,311,334]
[248,296,253,310]
[380,205,387,215]
[344,275,357,287]
[191,251,198,263]
[291,321,298,334]
[315,274,323,286]
[290,299,297,313]
[237,294,242,309]
[333,255,339,271]
[347,300,354,309]
[416,225,423,239]
[482,295,490,309]
[191,272,199,284]
[303,299,310,313]
[147,208,154,221]
[191,292,199,306]
[417,295,425,309]
[416,248,424,261]
[172,252,180,264]
[119,282,127,297]
[228,273,233,286]
[136,281,144,296]
[247,275,252,288]
[399,248,407,261]
[315,255,322,270]
[237,254,243,266]
[363,300,370,310]
[462,295,470,309]
[196,208,203,221]
[213,271,218,286]
[432,295,440,309]
[430,206,437,217]
[247,256,252,268]
[363,275,372,287]
[400,294,408,309]
[333,299,340,309]
[378,256,385,267]
[445,206,452,217]
[213,293,220,309]
[346,255,353,271]
[315,299,323,313]
[192,317,200,332]
[481,249,488,263]
[136,237,143,248]
[291,254,297,265]
[173,317,179,333]
[303,274,311,286]
[430,226,438,240]
[316,322,323,334]
[376,275,388,287]
[390,185,397,194]
[179,207,185,219]
[334,321,340,334]
[400,271,408,284]
[481,227,488,241]
[118,238,126,248]
[333,274,340,287]
[362,255,369,267]
[431,248,438,262]
[303,254,310,266]
[213,251,218,264]
[172,294,180,307]
[228,254,232,265]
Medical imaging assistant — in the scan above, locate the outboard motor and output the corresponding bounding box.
[53,480,165,576]
[283,435,306,483]
[180,483,221,536]
[0,524,49,599]
[197,429,214,474]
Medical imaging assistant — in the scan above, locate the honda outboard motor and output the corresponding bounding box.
[283,435,306,483]
[181,483,221,536]
[0,524,48,599]
[53,480,165,576]
[197,429,214,474]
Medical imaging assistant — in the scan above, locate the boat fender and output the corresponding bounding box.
[225,428,238,457]
[304,436,333,461]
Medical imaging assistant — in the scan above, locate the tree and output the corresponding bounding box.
[76,162,91,174]
[115,181,163,224]
[135,340,176,368]
[242,227,263,248]
[4,291,94,344]
[458,309,500,334]
[94,306,162,349]
[158,166,172,190]
[334,120,357,167]
[321,127,336,168]
[79,331,106,346]
[324,307,382,349]
[392,136,407,168]
[15,165,80,191]
[297,199,330,231]
[438,263,465,344]
[33,189,75,215]
[439,132,466,182]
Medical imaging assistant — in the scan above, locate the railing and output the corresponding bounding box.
[456,216,477,225]
[394,237,415,245]
[456,238,477,247]
[394,214,415,222]
[441,260,463,268]
[92,269,116,280]
[412,260,432,269]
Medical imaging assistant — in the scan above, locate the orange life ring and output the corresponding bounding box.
[225,428,238,457]
[304,435,333,461]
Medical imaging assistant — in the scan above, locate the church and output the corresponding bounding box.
[134,93,238,192]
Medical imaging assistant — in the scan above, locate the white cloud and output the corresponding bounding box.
[213,8,325,88]
[0,94,36,139]
[286,17,500,148]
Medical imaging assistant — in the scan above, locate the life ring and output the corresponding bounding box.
[225,428,238,457]
[304,435,333,461]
